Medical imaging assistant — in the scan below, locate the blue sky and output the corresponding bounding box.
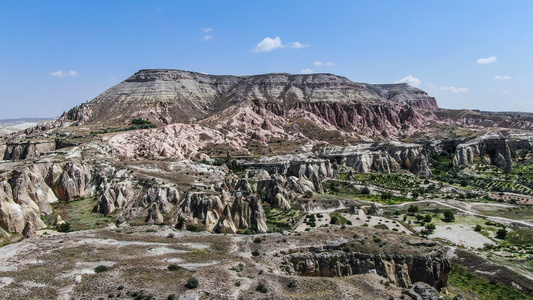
[1,1,532,119]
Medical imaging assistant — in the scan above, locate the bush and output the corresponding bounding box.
[381,192,393,200]
[304,190,313,198]
[167,264,180,271]
[497,228,507,239]
[186,224,200,232]
[251,249,260,256]
[443,210,455,222]
[330,216,339,225]
[424,223,436,234]
[176,216,186,229]
[57,222,71,232]
[474,224,482,232]
[256,282,268,293]
[131,118,152,125]
[361,186,371,194]
[288,278,298,289]
[94,265,109,273]
[423,214,432,223]
[407,205,419,214]
[253,237,262,244]
[185,277,199,289]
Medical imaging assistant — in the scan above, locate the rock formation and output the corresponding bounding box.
[452,135,533,171]
[283,246,450,290]
[321,142,432,176]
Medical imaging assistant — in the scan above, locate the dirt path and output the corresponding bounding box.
[394,200,533,228]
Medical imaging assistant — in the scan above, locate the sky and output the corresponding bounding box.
[1,1,533,119]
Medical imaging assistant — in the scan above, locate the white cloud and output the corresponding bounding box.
[203,35,213,41]
[313,61,334,67]
[395,75,421,87]
[494,75,511,80]
[110,76,117,81]
[440,86,469,93]
[300,68,314,74]
[202,27,213,32]
[291,42,310,49]
[51,70,78,78]
[477,56,497,64]
[253,36,284,52]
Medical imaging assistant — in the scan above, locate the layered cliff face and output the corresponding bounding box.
[285,250,450,289]
[452,135,533,171]
[278,228,451,290]
[321,142,432,176]
[3,141,56,160]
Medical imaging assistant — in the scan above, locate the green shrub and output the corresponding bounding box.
[253,237,262,244]
[381,192,393,200]
[167,264,180,271]
[443,210,455,222]
[497,228,508,239]
[186,224,200,232]
[423,214,432,223]
[407,205,419,214]
[251,249,260,256]
[94,265,109,273]
[288,278,298,289]
[57,222,71,232]
[185,277,199,289]
[256,282,268,293]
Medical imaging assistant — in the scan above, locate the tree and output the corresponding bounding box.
[421,223,436,235]
[497,228,507,239]
[474,224,482,232]
[407,205,419,215]
[381,192,393,201]
[443,210,455,222]
[423,214,432,223]
[411,190,419,199]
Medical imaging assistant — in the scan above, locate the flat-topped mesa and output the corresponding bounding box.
[61,69,439,126]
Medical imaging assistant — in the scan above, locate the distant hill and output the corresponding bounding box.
[0,117,54,135]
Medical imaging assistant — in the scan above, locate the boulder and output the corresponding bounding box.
[404,282,443,300]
